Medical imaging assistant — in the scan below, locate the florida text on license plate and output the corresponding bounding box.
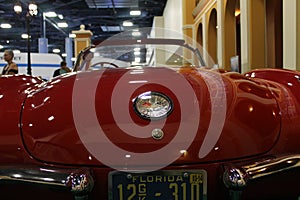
[108,170,207,200]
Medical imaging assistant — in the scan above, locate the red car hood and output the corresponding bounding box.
[21,67,280,168]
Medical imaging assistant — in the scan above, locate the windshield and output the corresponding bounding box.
[75,38,205,71]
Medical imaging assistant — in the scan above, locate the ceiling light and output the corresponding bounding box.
[13,50,21,54]
[57,22,68,28]
[100,26,123,32]
[132,31,141,37]
[62,53,67,57]
[0,45,3,49]
[69,33,76,38]
[28,2,38,16]
[58,14,64,19]
[0,24,12,29]
[123,21,133,27]
[52,49,60,53]
[44,11,57,17]
[21,34,29,39]
[14,3,22,14]
[130,10,141,16]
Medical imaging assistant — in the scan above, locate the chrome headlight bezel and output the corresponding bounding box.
[133,91,173,120]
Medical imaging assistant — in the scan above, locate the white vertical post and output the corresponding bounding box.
[217,0,224,68]
[283,0,297,70]
[240,0,251,73]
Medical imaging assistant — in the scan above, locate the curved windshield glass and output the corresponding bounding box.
[74,28,212,71]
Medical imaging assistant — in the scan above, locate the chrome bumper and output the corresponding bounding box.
[0,166,94,200]
[223,154,300,200]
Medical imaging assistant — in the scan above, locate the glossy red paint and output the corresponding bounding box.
[0,74,43,164]
[20,67,280,167]
[1,67,300,199]
[245,69,300,154]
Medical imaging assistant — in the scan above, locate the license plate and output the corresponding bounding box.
[108,170,207,200]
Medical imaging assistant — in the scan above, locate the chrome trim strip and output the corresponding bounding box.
[0,166,94,199]
[223,154,300,190]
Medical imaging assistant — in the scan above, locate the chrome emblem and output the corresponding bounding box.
[151,129,164,140]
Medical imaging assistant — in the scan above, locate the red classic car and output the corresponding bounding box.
[1,32,300,200]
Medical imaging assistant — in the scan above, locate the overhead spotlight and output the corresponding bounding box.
[0,23,12,29]
[44,11,57,17]
[14,2,22,14]
[69,33,76,38]
[123,21,133,27]
[57,22,68,28]
[130,10,141,16]
[28,2,38,16]
[21,33,29,39]
[13,50,21,54]
[52,48,60,53]
[132,31,141,37]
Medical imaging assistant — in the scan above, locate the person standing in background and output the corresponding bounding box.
[53,61,71,77]
[2,49,18,75]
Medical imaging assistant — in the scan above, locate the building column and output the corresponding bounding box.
[217,0,225,69]
[65,37,73,68]
[202,14,209,66]
[182,0,195,39]
[240,0,251,73]
[283,0,300,70]
[38,38,48,53]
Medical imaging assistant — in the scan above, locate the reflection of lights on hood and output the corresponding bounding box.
[125,154,131,158]
[180,150,188,156]
[43,97,50,103]
[0,94,3,99]
[287,82,293,86]
[48,116,55,121]
[51,79,61,84]
[130,69,144,74]
[180,150,186,154]
[31,78,38,83]
[129,80,148,84]
[249,106,254,112]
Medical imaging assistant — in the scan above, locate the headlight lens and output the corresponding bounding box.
[133,91,173,120]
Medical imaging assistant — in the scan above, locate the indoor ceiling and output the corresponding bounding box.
[0,0,167,54]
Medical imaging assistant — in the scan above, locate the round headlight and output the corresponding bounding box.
[133,91,173,120]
